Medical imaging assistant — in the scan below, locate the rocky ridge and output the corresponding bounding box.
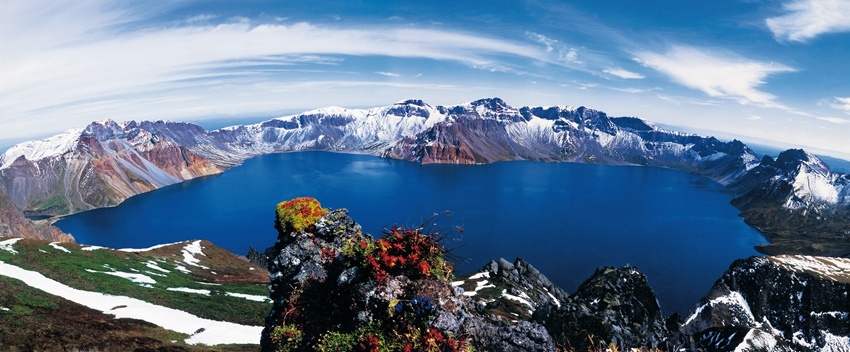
[260,198,850,351]
[0,98,847,255]
[682,255,850,351]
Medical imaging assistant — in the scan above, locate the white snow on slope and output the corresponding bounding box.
[821,331,850,352]
[85,269,157,285]
[0,128,82,169]
[734,329,779,352]
[119,241,184,252]
[168,287,211,295]
[0,260,261,345]
[145,260,171,273]
[81,246,107,251]
[225,292,272,302]
[769,255,850,283]
[785,166,842,209]
[181,241,209,269]
[685,291,755,327]
[49,242,71,253]
[0,238,22,254]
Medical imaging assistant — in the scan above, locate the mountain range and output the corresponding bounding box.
[0,97,848,256]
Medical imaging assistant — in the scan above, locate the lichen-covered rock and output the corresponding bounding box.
[275,197,329,234]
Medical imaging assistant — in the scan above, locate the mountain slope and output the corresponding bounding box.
[730,150,850,256]
[0,237,270,347]
[0,120,224,217]
[0,98,758,216]
[682,255,850,351]
[1,97,848,256]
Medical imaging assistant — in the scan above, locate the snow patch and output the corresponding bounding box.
[49,242,71,253]
[0,238,22,254]
[821,331,850,352]
[501,289,535,314]
[167,287,211,295]
[0,260,261,345]
[86,269,157,285]
[769,255,850,283]
[181,241,209,269]
[174,264,192,274]
[225,292,272,302]
[734,329,778,352]
[81,246,107,251]
[145,261,171,273]
[119,241,184,252]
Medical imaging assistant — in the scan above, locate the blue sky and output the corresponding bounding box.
[2,0,850,159]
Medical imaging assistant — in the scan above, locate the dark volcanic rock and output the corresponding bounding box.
[535,266,670,351]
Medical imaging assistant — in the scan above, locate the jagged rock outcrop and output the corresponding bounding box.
[534,266,671,351]
[454,258,568,322]
[683,255,850,351]
[262,198,558,351]
[0,193,72,242]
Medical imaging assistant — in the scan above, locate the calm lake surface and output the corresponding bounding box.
[56,152,765,314]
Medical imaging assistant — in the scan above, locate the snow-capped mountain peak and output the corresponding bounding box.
[0,128,83,169]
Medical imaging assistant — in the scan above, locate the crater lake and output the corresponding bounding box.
[55,152,765,314]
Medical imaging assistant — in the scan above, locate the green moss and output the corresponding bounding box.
[275,197,329,233]
[317,331,356,352]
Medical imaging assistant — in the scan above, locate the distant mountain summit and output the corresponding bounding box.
[0,98,847,256]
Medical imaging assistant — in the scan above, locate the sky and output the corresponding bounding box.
[1,0,849,159]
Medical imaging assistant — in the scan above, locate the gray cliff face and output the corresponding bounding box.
[682,256,850,351]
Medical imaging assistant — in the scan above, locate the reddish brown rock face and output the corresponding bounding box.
[140,144,223,180]
[0,194,72,242]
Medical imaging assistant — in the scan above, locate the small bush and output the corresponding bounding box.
[269,324,303,352]
[344,226,453,282]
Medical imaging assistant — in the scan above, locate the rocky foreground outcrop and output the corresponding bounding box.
[260,198,850,351]
[683,255,850,351]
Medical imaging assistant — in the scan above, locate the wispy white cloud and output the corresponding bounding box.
[766,0,850,42]
[655,94,721,107]
[608,87,659,94]
[603,68,645,80]
[376,72,401,77]
[830,97,850,114]
[0,1,561,139]
[816,116,850,124]
[634,46,794,108]
[526,32,582,65]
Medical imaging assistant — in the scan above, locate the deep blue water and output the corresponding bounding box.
[56,152,765,314]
